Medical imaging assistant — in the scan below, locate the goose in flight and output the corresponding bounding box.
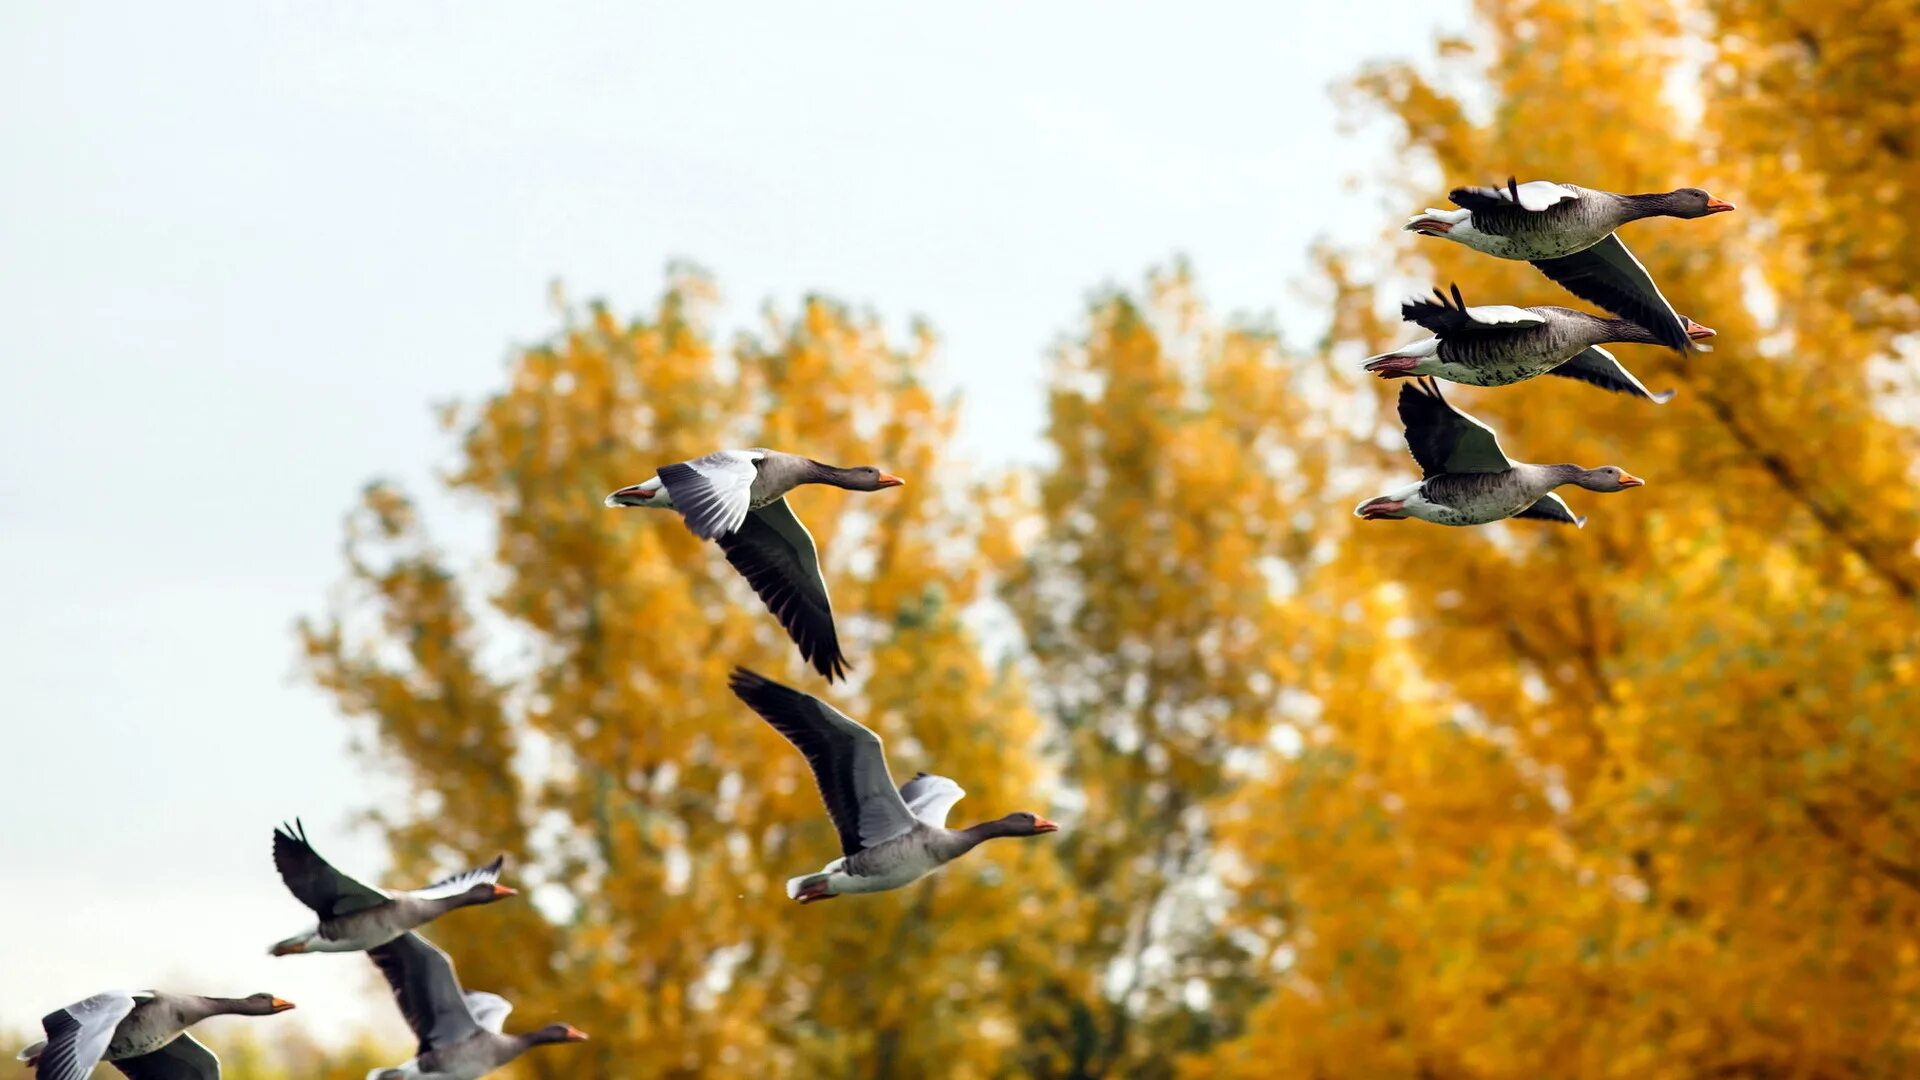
[17,990,292,1080]
[606,449,904,681]
[1363,283,1710,401]
[363,933,587,1079]
[1355,378,1644,528]
[727,667,1058,903]
[1405,179,1733,352]
[269,820,514,955]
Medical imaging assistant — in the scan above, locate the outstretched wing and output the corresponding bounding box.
[657,449,763,540]
[1512,493,1587,527]
[366,933,482,1056]
[35,992,138,1080]
[898,773,967,829]
[1397,378,1512,478]
[1531,234,1694,353]
[716,498,847,682]
[273,820,389,919]
[1448,177,1580,233]
[462,992,513,1035]
[112,1034,219,1080]
[405,855,506,901]
[1401,283,1544,337]
[727,668,918,857]
[1547,346,1675,403]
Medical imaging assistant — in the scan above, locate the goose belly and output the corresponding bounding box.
[105,1010,181,1062]
[416,1036,507,1080]
[1430,341,1578,387]
[1414,474,1537,526]
[838,835,947,894]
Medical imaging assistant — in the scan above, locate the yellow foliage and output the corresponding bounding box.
[301,3,1920,1075]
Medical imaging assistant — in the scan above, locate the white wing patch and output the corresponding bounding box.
[657,449,764,540]
[406,856,503,901]
[899,774,968,829]
[463,992,513,1034]
[36,991,137,1080]
[1508,180,1579,211]
[1463,304,1545,327]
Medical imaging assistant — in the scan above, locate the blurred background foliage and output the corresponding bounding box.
[286,0,1920,1075]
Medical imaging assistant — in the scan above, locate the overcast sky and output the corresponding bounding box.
[0,0,1463,1044]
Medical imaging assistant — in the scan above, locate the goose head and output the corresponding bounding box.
[1569,466,1645,492]
[998,811,1060,837]
[529,1023,591,1045]
[237,994,298,1016]
[1662,187,1736,218]
[458,881,518,907]
[822,464,905,492]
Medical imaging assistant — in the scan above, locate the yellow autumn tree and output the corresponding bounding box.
[301,267,1064,1078]
[995,264,1339,1077]
[1194,0,1920,1076]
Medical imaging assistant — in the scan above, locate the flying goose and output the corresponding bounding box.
[1405,179,1733,351]
[727,667,1058,903]
[363,933,587,1080]
[1362,284,1712,401]
[1355,378,1644,528]
[17,990,293,1080]
[269,820,514,955]
[605,449,905,681]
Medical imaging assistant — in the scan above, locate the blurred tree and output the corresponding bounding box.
[1191,0,1920,1076]
[302,269,1064,1078]
[998,265,1335,1077]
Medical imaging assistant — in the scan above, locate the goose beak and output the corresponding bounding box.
[1704,197,1736,213]
[604,484,655,508]
[490,884,518,899]
[1033,817,1060,834]
[875,473,905,488]
[1684,320,1717,341]
[1618,473,1646,488]
[563,1027,590,1042]
[270,998,297,1013]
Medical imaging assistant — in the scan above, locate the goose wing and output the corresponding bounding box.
[1512,493,1587,527]
[1447,177,1580,232]
[111,1035,218,1080]
[462,992,513,1035]
[273,820,389,918]
[898,773,968,829]
[1398,378,1512,478]
[404,855,506,901]
[1530,234,1694,352]
[366,933,482,1055]
[715,498,847,682]
[1547,346,1674,403]
[657,449,763,540]
[1402,284,1544,337]
[727,668,918,856]
[35,992,138,1080]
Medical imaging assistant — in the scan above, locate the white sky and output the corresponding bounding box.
[0,0,1463,1045]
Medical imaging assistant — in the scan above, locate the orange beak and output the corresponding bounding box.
[270,998,297,1013]
[1033,817,1060,833]
[1704,197,1736,213]
[1618,473,1646,488]
[564,1026,590,1042]
[1684,320,1716,341]
[876,473,905,488]
[491,884,518,899]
